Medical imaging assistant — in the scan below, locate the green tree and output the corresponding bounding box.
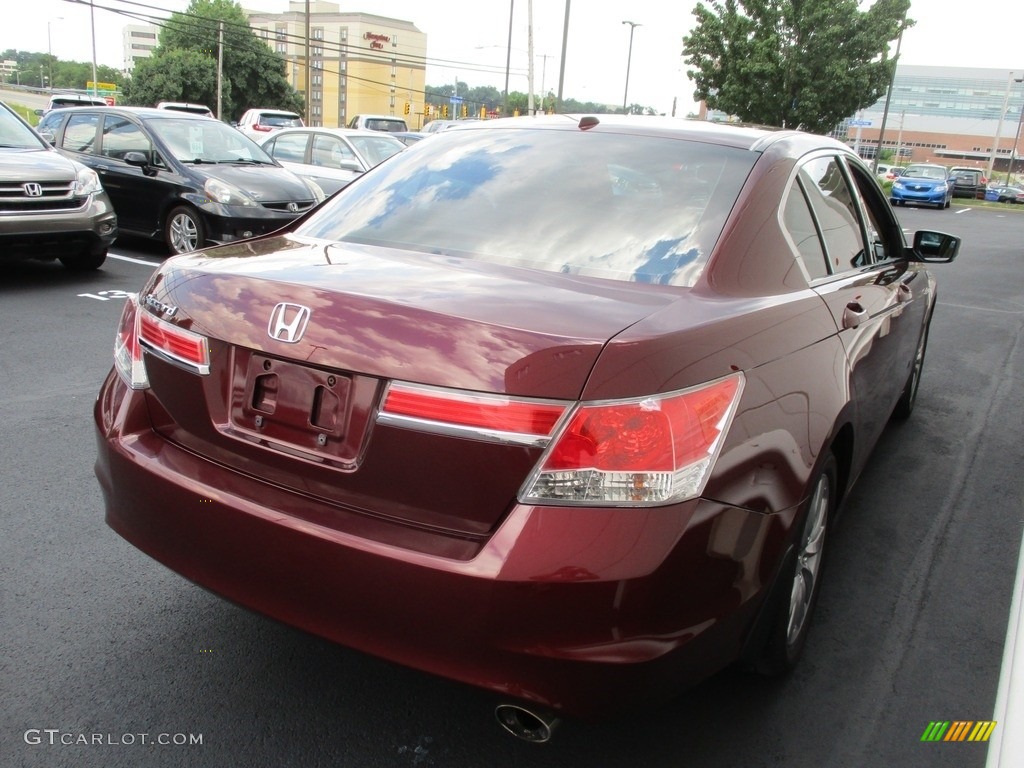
[682,0,911,133]
[122,49,219,108]
[124,0,302,121]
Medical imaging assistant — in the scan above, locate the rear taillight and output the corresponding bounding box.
[114,294,147,389]
[253,123,273,132]
[138,311,210,374]
[520,374,744,506]
[379,382,567,445]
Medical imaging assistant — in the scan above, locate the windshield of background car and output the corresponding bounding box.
[902,165,946,180]
[148,118,275,164]
[297,128,755,287]
[0,106,47,149]
[348,134,405,166]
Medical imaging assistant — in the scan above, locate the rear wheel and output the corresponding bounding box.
[165,206,205,254]
[757,452,836,676]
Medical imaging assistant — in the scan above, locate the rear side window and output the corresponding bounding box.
[797,156,865,273]
[298,129,756,287]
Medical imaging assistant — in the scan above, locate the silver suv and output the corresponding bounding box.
[0,100,117,269]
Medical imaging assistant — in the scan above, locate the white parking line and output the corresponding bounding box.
[109,252,163,267]
[987,526,1024,765]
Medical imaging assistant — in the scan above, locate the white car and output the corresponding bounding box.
[237,108,304,142]
[259,127,406,195]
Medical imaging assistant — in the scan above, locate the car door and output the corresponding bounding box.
[793,153,924,468]
[90,113,177,236]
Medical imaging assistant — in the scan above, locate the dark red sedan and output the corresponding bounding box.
[94,116,959,741]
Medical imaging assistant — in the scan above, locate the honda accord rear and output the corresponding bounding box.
[94,115,957,728]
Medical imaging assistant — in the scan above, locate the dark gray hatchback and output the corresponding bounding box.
[0,100,117,269]
[37,106,325,254]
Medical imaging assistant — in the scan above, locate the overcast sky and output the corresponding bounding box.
[2,0,1020,115]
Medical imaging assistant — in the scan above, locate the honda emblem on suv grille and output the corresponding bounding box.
[268,302,311,343]
[23,183,43,197]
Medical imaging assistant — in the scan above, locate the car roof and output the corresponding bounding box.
[44,105,213,120]
[270,126,404,139]
[444,114,831,154]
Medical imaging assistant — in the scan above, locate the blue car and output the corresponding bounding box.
[890,164,952,209]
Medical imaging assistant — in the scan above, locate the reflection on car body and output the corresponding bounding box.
[95,115,959,741]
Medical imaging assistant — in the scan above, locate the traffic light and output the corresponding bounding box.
[442,104,449,118]
[404,102,410,115]
[461,104,468,118]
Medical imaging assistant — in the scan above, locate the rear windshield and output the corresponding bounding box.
[259,114,303,128]
[364,118,407,133]
[297,128,755,287]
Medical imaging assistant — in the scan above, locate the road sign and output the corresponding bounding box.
[848,119,873,127]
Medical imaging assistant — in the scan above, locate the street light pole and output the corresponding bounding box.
[621,20,640,113]
[503,0,513,115]
[987,71,1014,182]
[1006,77,1024,184]
[47,17,63,91]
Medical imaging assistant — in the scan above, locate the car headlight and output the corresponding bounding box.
[204,177,259,207]
[892,181,904,190]
[74,165,103,195]
[936,183,948,192]
[303,177,326,203]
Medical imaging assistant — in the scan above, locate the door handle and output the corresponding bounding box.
[843,302,868,329]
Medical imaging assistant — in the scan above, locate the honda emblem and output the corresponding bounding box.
[23,182,43,197]
[267,303,311,343]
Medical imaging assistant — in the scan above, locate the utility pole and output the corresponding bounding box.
[987,71,1014,182]
[622,21,641,113]
[217,21,223,121]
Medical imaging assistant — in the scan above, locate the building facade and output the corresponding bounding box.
[845,65,1024,175]
[123,24,159,73]
[245,1,426,128]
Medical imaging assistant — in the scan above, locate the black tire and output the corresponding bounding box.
[59,248,107,271]
[893,313,931,420]
[164,205,205,254]
[757,452,837,676]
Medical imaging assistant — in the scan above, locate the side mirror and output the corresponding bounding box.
[34,108,44,116]
[338,160,363,173]
[37,130,55,146]
[123,151,150,168]
[911,230,960,263]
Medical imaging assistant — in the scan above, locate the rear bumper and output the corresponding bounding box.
[94,368,790,716]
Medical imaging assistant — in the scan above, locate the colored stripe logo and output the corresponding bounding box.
[921,721,997,742]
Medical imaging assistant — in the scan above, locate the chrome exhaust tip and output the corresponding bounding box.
[494,703,560,743]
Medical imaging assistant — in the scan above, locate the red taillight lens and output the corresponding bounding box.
[521,374,744,506]
[253,123,273,131]
[138,311,210,373]
[380,383,566,440]
[113,294,148,389]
